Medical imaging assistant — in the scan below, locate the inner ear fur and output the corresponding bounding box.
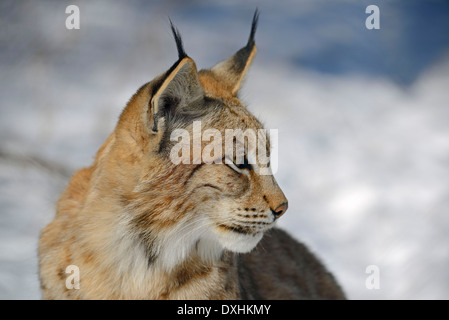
[149,57,204,133]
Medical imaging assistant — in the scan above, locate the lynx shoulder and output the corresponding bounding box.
[38,10,345,300]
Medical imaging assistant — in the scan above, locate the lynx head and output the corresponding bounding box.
[108,10,288,270]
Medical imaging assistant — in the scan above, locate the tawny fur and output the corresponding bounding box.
[38,12,345,300]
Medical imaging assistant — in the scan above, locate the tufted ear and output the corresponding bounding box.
[150,57,203,133]
[210,9,259,96]
[149,23,204,134]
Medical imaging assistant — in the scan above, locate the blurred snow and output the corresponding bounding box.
[250,60,449,299]
[1,0,448,299]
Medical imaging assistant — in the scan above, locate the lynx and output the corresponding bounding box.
[38,10,345,300]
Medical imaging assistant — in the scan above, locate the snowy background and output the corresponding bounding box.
[1,0,449,299]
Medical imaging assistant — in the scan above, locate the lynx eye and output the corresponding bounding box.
[236,156,252,171]
[226,156,252,173]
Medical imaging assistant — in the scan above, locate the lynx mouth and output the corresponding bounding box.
[218,224,254,235]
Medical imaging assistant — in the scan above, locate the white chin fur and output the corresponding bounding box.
[214,229,264,253]
[153,219,265,271]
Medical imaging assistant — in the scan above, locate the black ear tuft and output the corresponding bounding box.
[247,8,259,47]
[209,9,260,95]
[169,19,187,60]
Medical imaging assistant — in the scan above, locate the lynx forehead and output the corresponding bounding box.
[38,10,345,300]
